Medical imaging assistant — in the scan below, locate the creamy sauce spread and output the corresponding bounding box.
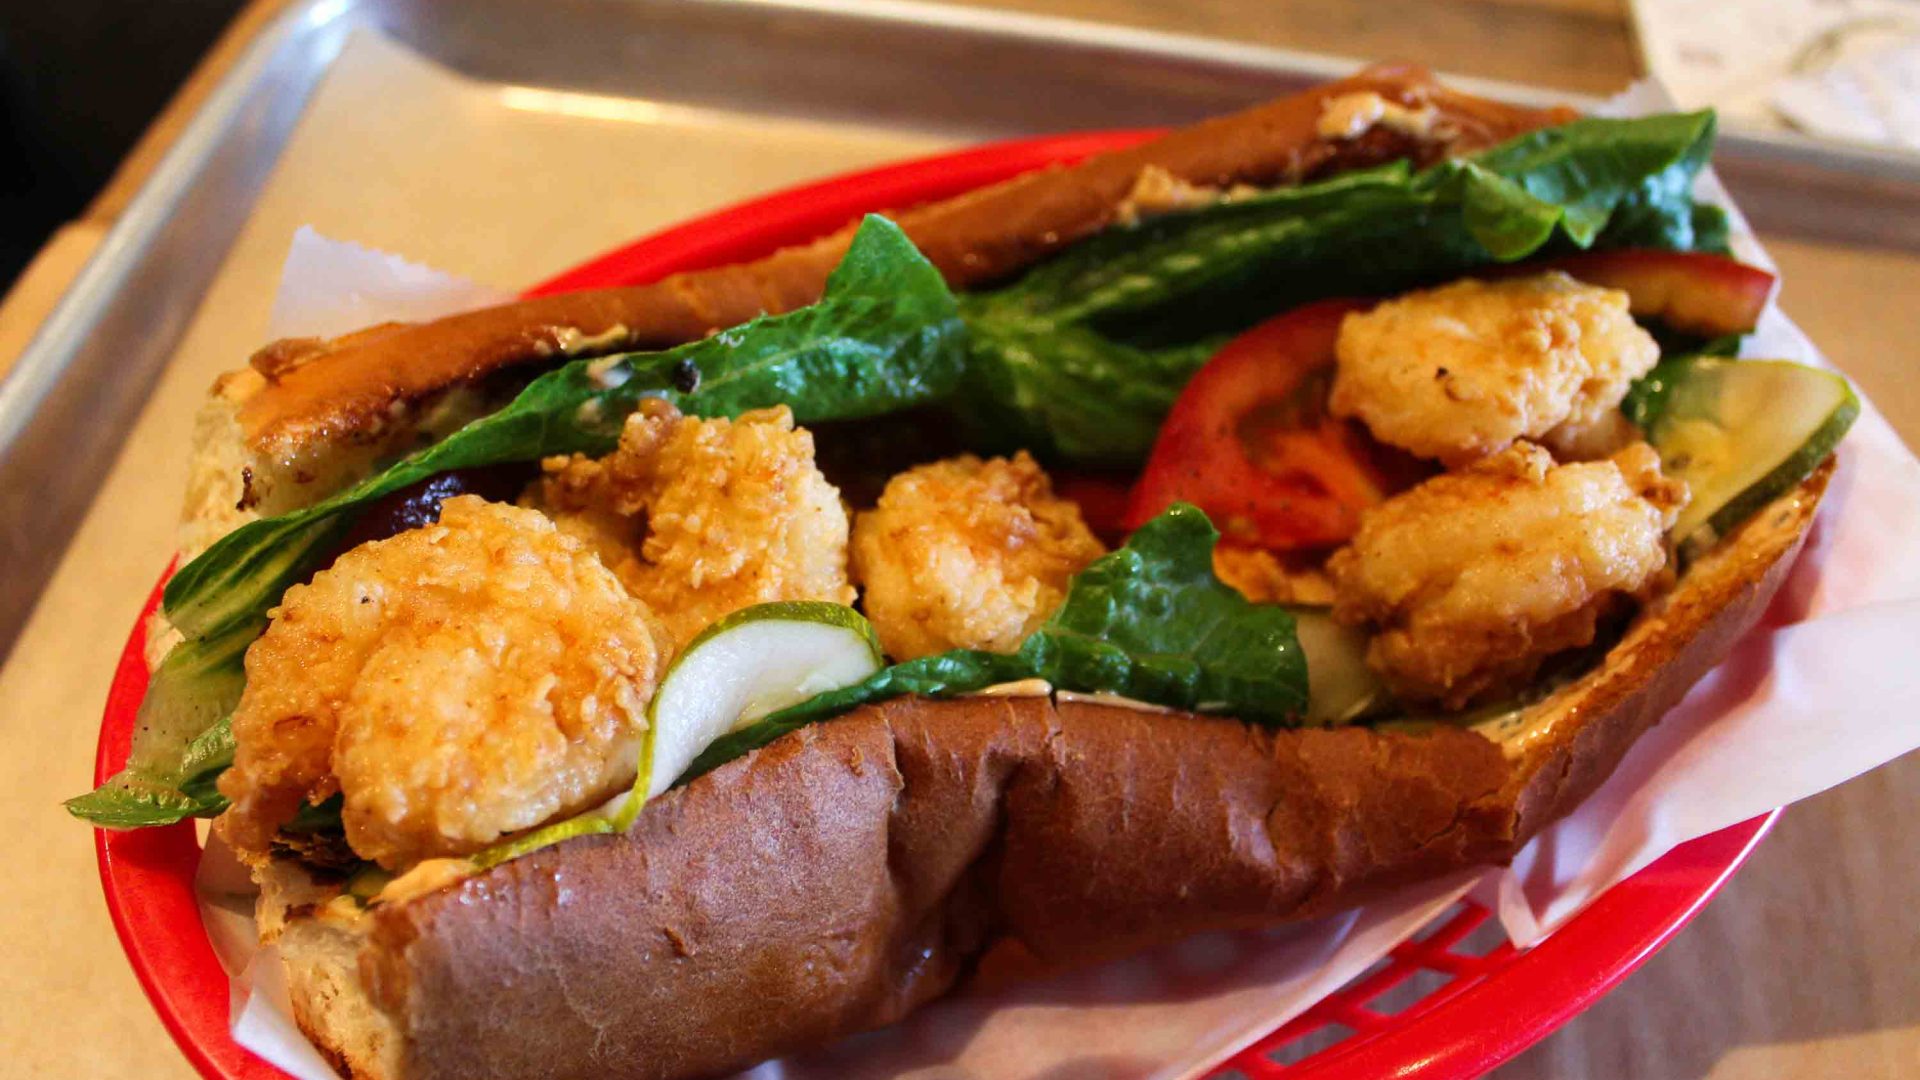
[318,893,369,927]
[1112,167,1260,227]
[959,680,1182,714]
[584,354,633,389]
[1055,689,1176,714]
[1480,694,1596,762]
[375,857,476,906]
[555,324,632,356]
[1315,91,1443,141]
[969,678,1053,698]
[1115,167,1218,226]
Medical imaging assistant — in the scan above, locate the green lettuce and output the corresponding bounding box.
[68,215,967,828]
[959,111,1723,461]
[679,504,1306,782]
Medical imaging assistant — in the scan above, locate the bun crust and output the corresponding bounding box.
[348,703,1509,1080]
[281,463,1830,1080]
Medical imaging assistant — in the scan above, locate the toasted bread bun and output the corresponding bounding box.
[262,460,1828,1080]
[176,64,1571,562]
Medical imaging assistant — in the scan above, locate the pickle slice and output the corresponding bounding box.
[632,602,883,811]
[1290,608,1388,725]
[1635,357,1856,554]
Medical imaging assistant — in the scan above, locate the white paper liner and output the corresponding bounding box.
[197,88,1920,1078]
[266,226,513,342]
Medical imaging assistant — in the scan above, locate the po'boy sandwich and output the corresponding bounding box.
[72,64,1856,1080]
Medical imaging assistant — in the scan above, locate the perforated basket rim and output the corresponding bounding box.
[92,132,1773,1080]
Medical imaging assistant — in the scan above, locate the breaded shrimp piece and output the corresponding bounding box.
[1330,273,1658,467]
[532,400,854,655]
[1538,407,1643,463]
[217,497,660,870]
[1329,442,1686,709]
[1212,545,1337,606]
[852,452,1106,661]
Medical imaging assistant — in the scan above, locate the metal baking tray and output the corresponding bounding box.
[3,0,1916,661]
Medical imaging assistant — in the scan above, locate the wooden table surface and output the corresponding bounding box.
[1,2,1915,1078]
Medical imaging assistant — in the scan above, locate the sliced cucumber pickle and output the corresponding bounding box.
[1636,357,1856,555]
[471,602,885,864]
[1291,608,1388,725]
[473,808,623,870]
[632,602,884,810]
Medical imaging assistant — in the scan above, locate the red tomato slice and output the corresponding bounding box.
[1500,249,1774,338]
[1124,298,1421,550]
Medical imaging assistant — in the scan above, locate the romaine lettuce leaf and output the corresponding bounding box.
[679,504,1306,783]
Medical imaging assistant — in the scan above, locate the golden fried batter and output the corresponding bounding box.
[1212,545,1337,606]
[1329,442,1686,709]
[1330,273,1658,467]
[217,497,660,870]
[852,452,1106,661]
[1539,408,1643,463]
[532,400,854,655]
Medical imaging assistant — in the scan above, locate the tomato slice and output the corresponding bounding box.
[1502,249,1774,338]
[1124,298,1421,550]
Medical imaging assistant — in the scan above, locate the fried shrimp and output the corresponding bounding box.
[1329,442,1687,709]
[216,497,660,870]
[852,452,1106,661]
[1212,546,1337,606]
[1330,273,1659,467]
[532,400,854,655]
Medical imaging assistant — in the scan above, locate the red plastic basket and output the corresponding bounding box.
[93,132,1776,1080]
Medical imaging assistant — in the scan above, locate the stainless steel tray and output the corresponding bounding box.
[3,0,1915,659]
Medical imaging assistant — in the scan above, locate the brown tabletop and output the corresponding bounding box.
[1,2,1915,1079]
